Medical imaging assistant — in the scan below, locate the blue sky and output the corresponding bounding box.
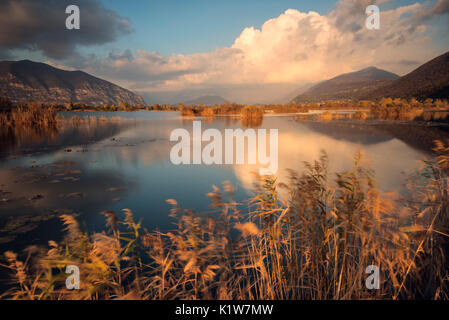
[100,0,337,55]
[1,0,448,103]
[98,0,428,56]
[88,0,449,103]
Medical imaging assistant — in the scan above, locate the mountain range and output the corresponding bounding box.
[292,67,400,103]
[292,50,449,103]
[367,51,449,100]
[1,50,448,107]
[0,60,144,106]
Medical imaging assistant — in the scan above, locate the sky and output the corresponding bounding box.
[99,0,337,55]
[1,0,448,104]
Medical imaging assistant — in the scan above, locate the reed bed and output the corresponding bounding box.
[418,111,449,123]
[0,102,129,130]
[265,104,309,113]
[179,103,244,117]
[353,111,368,120]
[240,106,264,119]
[1,142,449,300]
[371,106,424,121]
[179,104,266,125]
[0,103,57,128]
[63,115,127,126]
[318,111,333,122]
[177,98,448,123]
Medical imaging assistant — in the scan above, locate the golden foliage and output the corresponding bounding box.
[2,146,449,300]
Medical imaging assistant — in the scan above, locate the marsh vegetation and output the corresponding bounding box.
[177,97,449,125]
[1,143,449,300]
[1,97,449,300]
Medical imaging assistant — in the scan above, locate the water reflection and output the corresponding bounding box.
[1,111,448,252]
[0,116,134,159]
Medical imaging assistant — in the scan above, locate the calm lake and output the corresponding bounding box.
[1,111,448,252]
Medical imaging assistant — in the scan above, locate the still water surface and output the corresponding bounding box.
[0,111,446,251]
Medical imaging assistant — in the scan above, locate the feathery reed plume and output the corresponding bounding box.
[2,145,449,300]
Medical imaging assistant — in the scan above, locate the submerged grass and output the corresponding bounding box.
[1,142,449,300]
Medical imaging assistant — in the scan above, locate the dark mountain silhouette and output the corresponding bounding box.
[292,67,399,103]
[366,51,449,100]
[0,60,145,106]
[182,95,228,106]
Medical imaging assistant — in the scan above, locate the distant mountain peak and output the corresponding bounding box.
[291,51,449,103]
[0,60,145,106]
[366,50,449,100]
[334,67,399,80]
[292,66,399,103]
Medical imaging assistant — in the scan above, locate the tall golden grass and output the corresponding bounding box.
[2,143,449,300]
[179,103,243,117]
[0,102,57,128]
[178,98,449,123]
[179,103,308,119]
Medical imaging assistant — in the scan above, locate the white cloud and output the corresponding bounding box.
[64,0,449,103]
